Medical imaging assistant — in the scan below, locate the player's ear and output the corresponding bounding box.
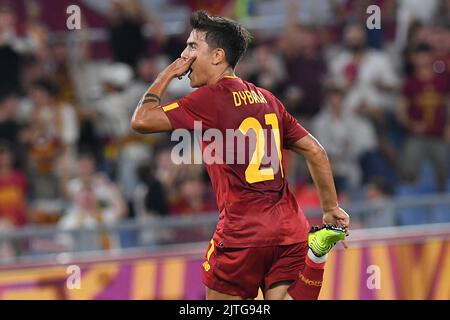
[212,48,226,65]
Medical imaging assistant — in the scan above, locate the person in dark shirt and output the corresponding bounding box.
[0,2,22,94]
[280,24,327,120]
[398,43,450,191]
[107,0,165,67]
[0,88,26,169]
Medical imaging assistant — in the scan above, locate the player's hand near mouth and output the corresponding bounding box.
[131,56,196,134]
[162,56,196,80]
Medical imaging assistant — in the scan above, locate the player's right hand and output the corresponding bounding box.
[164,56,196,79]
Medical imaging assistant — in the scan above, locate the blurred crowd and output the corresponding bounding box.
[0,0,450,258]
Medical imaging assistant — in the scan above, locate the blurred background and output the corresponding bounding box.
[0,0,449,299]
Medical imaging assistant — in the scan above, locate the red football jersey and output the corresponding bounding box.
[402,73,450,138]
[163,76,310,247]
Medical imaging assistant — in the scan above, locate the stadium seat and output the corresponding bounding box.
[396,207,429,226]
[395,163,438,196]
[118,230,138,249]
[416,162,437,194]
[430,205,450,223]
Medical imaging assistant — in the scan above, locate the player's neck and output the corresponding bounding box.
[208,67,236,85]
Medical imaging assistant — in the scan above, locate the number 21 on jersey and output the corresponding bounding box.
[238,113,284,184]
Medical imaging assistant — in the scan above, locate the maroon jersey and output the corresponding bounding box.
[402,73,450,138]
[163,76,310,247]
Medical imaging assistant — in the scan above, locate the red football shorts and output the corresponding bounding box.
[201,240,308,299]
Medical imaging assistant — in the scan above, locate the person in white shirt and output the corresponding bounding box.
[329,23,400,114]
[24,78,79,200]
[57,152,127,252]
[312,83,378,193]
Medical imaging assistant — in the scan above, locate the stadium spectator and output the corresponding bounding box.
[48,38,77,105]
[330,23,399,112]
[25,78,79,201]
[429,23,450,77]
[331,23,401,178]
[247,44,286,98]
[401,22,432,76]
[166,165,216,243]
[278,21,328,184]
[0,141,28,228]
[334,0,396,49]
[93,62,141,186]
[57,152,127,251]
[60,21,106,164]
[94,62,134,141]
[280,24,327,122]
[395,0,441,49]
[312,83,378,194]
[153,144,181,203]
[23,0,48,59]
[107,0,165,67]
[0,88,27,168]
[0,141,28,261]
[361,177,395,228]
[0,1,23,94]
[113,55,168,210]
[170,167,216,215]
[133,162,169,245]
[164,20,192,62]
[397,42,450,192]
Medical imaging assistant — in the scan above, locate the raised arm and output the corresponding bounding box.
[131,57,195,134]
[287,134,350,229]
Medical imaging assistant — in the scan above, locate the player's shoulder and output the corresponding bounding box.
[255,86,276,101]
[250,85,284,110]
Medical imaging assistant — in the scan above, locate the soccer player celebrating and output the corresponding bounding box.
[131,11,349,300]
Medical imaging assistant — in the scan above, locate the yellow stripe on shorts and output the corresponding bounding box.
[207,239,215,261]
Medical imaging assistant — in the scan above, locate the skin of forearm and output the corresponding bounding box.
[305,150,339,212]
[289,136,340,212]
[131,71,173,133]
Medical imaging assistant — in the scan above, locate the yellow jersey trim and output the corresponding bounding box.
[162,102,179,112]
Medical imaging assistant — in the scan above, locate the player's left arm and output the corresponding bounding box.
[288,134,350,230]
[131,57,195,133]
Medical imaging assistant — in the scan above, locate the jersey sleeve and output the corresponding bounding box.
[282,108,309,146]
[162,86,217,130]
[268,92,309,146]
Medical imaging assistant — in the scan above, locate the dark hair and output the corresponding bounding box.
[190,10,252,69]
[0,139,12,154]
[410,42,433,54]
[0,86,19,104]
[31,78,60,98]
[78,149,97,162]
[367,177,393,196]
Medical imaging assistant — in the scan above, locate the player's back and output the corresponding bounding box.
[164,76,310,247]
[209,77,291,197]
